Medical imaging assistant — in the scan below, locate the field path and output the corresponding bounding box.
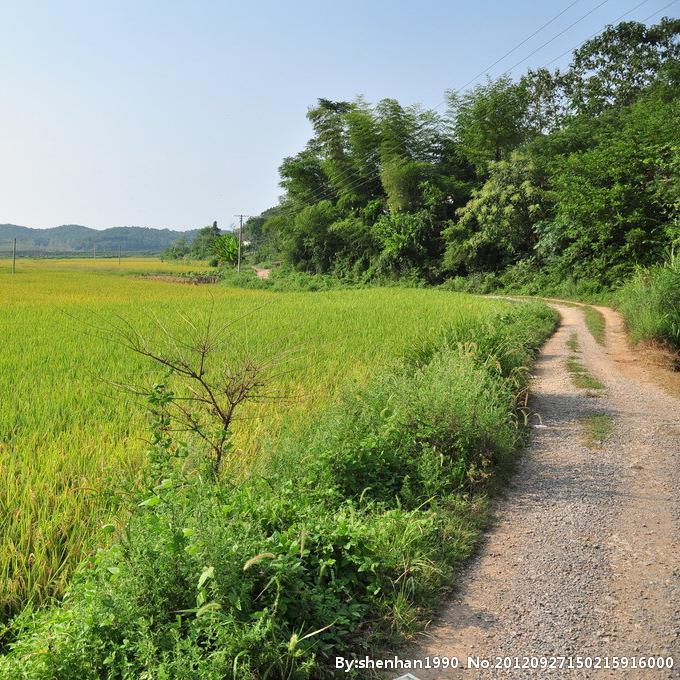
[400,304,679,678]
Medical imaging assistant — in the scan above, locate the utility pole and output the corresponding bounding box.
[93,244,96,259]
[12,238,16,274]
[235,214,247,273]
[118,245,121,265]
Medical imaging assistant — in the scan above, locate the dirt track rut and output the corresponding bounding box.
[400,304,679,678]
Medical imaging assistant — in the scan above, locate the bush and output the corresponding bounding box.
[616,253,680,349]
[0,302,556,679]
[218,266,356,292]
[440,272,500,294]
[440,261,612,303]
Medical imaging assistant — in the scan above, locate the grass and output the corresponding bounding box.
[616,254,680,350]
[0,258,523,619]
[564,333,605,393]
[579,413,614,450]
[0,294,557,678]
[565,358,605,390]
[583,306,606,345]
[566,332,579,352]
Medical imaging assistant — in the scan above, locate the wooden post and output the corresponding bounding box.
[237,215,243,273]
[12,237,16,274]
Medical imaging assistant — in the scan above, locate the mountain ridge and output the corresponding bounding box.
[0,224,199,254]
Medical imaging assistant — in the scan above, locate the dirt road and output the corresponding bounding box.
[400,304,679,678]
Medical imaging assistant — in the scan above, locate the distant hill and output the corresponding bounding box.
[0,224,199,255]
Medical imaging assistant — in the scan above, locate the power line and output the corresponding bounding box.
[545,0,675,67]
[501,0,611,74]
[456,0,582,93]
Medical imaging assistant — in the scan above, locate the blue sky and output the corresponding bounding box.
[1,0,675,231]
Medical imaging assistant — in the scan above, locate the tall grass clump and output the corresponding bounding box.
[0,301,555,679]
[616,252,680,349]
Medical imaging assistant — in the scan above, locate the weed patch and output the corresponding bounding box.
[566,358,605,390]
[567,332,579,352]
[616,254,680,350]
[583,306,606,345]
[580,413,615,449]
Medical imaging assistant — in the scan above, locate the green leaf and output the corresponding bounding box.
[197,565,215,589]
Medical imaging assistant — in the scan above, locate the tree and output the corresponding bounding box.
[213,234,239,265]
[345,99,383,200]
[374,210,439,278]
[162,236,190,260]
[280,200,341,273]
[523,18,680,128]
[380,159,431,213]
[116,307,276,477]
[521,67,569,134]
[562,18,680,115]
[533,82,679,283]
[244,19,679,285]
[448,76,531,174]
[443,153,548,273]
[376,99,444,213]
[191,221,221,259]
[307,99,363,207]
[279,148,333,208]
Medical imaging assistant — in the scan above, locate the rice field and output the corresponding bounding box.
[0,256,211,276]
[0,258,513,618]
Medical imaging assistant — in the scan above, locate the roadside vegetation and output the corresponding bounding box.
[177,19,676,350]
[0,301,556,678]
[214,21,677,296]
[616,253,680,350]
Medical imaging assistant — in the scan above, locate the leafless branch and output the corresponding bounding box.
[106,305,295,477]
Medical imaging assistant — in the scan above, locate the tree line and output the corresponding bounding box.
[243,19,678,291]
[163,221,239,264]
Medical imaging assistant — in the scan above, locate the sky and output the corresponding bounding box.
[1,0,675,232]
